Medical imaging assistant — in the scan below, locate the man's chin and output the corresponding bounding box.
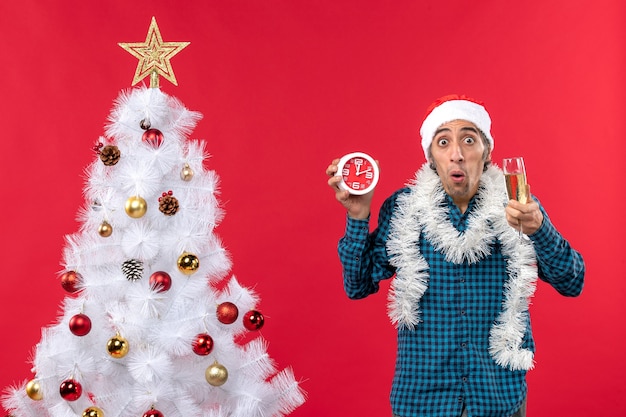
[444,184,470,199]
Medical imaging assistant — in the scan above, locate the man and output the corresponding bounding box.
[325,95,585,417]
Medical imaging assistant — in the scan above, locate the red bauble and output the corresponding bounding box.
[192,333,214,356]
[243,310,265,331]
[69,314,92,336]
[216,302,239,324]
[142,128,164,147]
[143,408,164,417]
[59,379,82,401]
[149,271,172,292]
[61,271,81,293]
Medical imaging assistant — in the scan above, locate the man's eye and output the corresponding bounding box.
[464,136,475,144]
[437,138,448,146]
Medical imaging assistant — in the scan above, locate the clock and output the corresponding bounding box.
[335,152,380,195]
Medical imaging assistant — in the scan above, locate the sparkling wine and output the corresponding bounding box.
[505,173,528,204]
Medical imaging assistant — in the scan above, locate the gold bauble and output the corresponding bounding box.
[98,220,113,237]
[25,379,43,401]
[205,361,228,386]
[177,252,199,275]
[125,196,147,218]
[83,406,104,417]
[181,163,194,181]
[107,335,130,358]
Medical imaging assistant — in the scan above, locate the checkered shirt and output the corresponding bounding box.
[338,188,585,417]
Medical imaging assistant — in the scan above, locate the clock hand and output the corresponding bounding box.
[356,167,372,176]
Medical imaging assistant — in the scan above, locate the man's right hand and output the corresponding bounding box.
[326,158,376,220]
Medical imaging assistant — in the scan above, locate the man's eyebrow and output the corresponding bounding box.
[461,126,479,134]
[433,126,479,137]
[434,127,451,136]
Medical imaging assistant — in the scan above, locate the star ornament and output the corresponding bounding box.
[119,16,190,87]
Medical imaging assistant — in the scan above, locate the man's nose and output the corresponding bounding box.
[449,142,464,161]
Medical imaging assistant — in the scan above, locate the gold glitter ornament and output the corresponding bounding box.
[83,407,104,417]
[205,361,228,386]
[118,16,190,87]
[125,196,147,218]
[98,220,113,237]
[181,164,194,181]
[177,252,199,275]
[25,379,43,400]
[107,334,130,358]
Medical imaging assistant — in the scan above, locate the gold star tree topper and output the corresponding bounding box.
[119,17,190,88]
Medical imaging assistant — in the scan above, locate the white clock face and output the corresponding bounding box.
[336,152,379,195]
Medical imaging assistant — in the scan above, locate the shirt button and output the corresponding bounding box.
[355,256,360,262]
[460,277,466,283]
[458,396,464,403]
[460,310,466,316]
[461,342,467,348]
[462,377,468,383]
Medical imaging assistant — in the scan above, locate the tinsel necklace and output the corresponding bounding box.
[386,164,538,371]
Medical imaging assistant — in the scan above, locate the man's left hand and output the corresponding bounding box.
[505,184,544,235]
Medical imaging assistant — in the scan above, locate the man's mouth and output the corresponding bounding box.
[450,170,466,183]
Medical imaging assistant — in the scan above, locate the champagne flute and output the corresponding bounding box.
[503,157,528,236]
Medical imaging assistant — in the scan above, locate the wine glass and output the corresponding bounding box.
[502,157,528,236]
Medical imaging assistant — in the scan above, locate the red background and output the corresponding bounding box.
[0,1,624,416]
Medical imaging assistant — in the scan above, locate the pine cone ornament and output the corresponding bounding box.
[99,145,121,166]
[158,192,179,216]
[121,259,143,281]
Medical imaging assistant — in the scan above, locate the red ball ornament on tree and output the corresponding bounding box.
[216,302,239,324]
[243,310,265,331]
[69,314,92,336]
[142,128,164,147]
[59,379,82,401]
[61,271,81,293]
[143,408,164,417]
[149,271,172,292]
[192,333,214,356]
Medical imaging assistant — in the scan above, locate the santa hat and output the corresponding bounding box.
[419,94,494,159]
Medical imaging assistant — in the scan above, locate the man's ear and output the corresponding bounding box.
[482,151,493,172]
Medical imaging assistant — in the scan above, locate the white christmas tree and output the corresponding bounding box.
[2,17,305,417]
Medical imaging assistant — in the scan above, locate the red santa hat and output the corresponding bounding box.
[419,94,494,159]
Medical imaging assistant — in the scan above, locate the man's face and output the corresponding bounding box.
[429,119,491,211]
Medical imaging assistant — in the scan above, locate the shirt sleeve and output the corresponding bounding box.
[337,191,403,299]
[529,203,585,297]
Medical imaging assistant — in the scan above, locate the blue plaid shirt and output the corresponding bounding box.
[338,188,585,417]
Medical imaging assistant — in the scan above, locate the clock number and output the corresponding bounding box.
[336,152,378,195]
